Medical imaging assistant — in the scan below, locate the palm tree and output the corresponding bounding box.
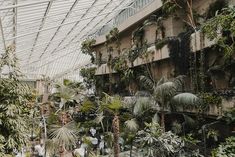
[139,75,200,131]
[48,79,83,156]
[47,122,78,157]
[123,93,155,157]
[98,93,123,157]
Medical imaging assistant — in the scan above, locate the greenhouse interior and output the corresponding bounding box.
[0,0,235,156]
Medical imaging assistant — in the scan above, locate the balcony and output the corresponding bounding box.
[95,44,170,75]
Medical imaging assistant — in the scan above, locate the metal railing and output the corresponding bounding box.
[93,0,155,37]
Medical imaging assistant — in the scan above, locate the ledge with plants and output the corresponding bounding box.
[95,44,170,75]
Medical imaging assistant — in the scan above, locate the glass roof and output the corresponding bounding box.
[0,0,134,80]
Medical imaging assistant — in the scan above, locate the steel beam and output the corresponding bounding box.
[5,11,115,41]
[48,0,99,55]
[28,0,53,63]
[0,0,55,10]
[0,18,7,51]
[12,0,17,48]
[40,0,80,58]
[51,0,123,54]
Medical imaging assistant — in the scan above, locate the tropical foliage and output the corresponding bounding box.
[0,46,32,156]
[212,136,235,157]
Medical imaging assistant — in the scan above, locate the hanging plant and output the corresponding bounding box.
[132,26,144,46]
[155,37,171,50]
[168,31,193,76]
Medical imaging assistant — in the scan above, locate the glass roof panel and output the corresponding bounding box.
[0,0,154,80]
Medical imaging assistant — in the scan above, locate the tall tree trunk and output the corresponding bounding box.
[113,114,120,157]
[160,112,165,132]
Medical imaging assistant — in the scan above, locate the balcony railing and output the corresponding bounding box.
[93,0,155,37]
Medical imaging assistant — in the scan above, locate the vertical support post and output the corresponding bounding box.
[12,0,18,49]
[0,18,7,51]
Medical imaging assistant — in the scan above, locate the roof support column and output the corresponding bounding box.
[0,18,7,51]
[12,0,17,49]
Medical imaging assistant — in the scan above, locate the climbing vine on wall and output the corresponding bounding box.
[167,31,193,76]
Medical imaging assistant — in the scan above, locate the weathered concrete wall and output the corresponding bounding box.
[151,59,174,80]
[143,24,157,44]
[120,32,132,53]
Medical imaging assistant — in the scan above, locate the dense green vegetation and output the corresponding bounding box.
[1,1,235,157]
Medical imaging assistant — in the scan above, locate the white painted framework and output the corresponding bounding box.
[0,0,153,80]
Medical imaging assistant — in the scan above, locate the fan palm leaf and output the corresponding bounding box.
[125,118,139,132]
[49,122,78,146]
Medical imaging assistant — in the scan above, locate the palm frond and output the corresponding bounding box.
[99,93,122,113]
[154,82,177,101]
[133,97,154,116]
[171,93,200,109]
[123,96,136,109]
[135,91,152,97]
[125,118,139,131]
[139,75,154,90]
[49,122,78,146]
[171,75,186,90]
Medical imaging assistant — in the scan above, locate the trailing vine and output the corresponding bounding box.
[168,30,193,76]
